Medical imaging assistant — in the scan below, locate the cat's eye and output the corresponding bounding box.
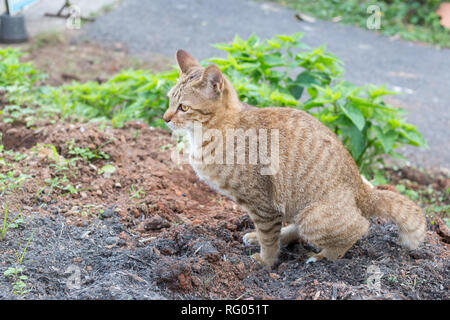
[178,104,189,112]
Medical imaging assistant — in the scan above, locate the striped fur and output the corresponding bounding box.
[164,50,426,266]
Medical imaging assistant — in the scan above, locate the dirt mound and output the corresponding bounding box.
[0,119,448,300]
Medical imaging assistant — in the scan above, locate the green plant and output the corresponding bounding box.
[1,104,57,128]
[44,176,78,196]
[0,48,45,106]
[98,163,116,175]
[0,170,31,195]
[66,139,111,162]
[39,69,178,128]
[0,144,31,194]
[1,203,23,240]
[0,48,41,89]
[210,33,343,107]
[4,266,30,295]
[129,184,145,200]
[14,230,35,265]
[395,184,420,201]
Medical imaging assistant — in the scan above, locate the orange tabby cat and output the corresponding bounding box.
[163,49,426,266]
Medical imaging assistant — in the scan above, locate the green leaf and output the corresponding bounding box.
[340,121,366,160]
[373,126,398,153]
[399,127,428,147]
[262,53,285,67]
[269,90,299,106]
[277,34,294,42]
[98,164,116,175]
[288,84,304,100]
[340,104,365,131]
[295,71,320,87]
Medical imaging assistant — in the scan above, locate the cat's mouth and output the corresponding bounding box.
[165,121,179,131]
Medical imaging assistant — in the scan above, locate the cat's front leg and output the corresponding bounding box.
[247,211,282,267]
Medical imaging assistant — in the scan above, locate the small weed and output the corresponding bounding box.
[0,170,31,195]
[395,184,420,201]
[44,176,78,196]
[129,185,145,200]
[387,275,398,283]
[14,230,35,265]
[98,163,116,176]
[66,139,111,162]
[4,266,30,295]
[1,203,23,241]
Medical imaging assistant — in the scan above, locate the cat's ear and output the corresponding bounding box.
[176,49,200,74]
[196,64,225,98]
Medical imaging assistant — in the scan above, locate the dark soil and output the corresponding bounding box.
[0,116,448,300]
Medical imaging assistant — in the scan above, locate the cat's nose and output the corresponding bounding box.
[163,111,174,123]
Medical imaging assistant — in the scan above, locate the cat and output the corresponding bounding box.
[163,49,426,266]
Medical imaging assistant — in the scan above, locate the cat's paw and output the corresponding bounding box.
[305,256,317,264]
[243,232,259,246]
[305,252,323,264]
[250,253,276,267]
[250,253,265,265]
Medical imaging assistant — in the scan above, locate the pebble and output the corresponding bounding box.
[269,273,280,280]
[144,216,171,231]
[105,236,120,246]
[101,207,115,219]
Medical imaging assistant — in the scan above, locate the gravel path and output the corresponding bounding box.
[82,0,450,169]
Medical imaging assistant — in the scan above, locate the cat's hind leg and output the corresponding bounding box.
[280,224,301,245]
[298,202,370,264]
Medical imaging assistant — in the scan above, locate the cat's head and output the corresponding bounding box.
[164,50,239,132]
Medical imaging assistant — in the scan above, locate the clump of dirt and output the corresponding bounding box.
[0,113,448,300]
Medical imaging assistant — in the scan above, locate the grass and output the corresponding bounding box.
[272,0,450,48]
[14,230,35,265]
[1,203,22,241]
[0,144,32,195]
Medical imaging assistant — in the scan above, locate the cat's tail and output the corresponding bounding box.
[358,184,426,250]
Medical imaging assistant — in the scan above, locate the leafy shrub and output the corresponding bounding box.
[0,49,41,88]
[39,69,177,128]
[0,49,43,104]
[210,33,343,107]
